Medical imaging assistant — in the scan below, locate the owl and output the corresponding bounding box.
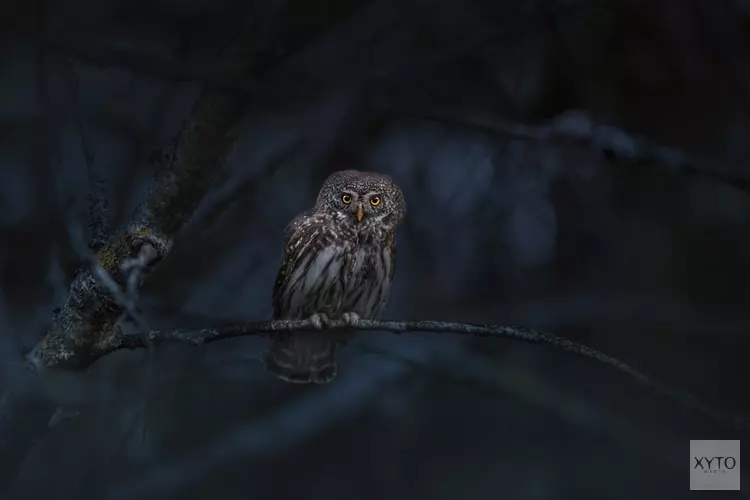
[262,170,406,383]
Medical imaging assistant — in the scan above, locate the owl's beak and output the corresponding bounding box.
[355,204,364,221]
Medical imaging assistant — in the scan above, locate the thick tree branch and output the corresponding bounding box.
[65,219,157,343]
[92,318,749,431]
[29,43,250,368]
[30,0,374,370]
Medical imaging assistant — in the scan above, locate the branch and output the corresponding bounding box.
[65,218,158,341]
[29,33,253,370]
[400,108,750,190]
[30,0,376,370]
[90,318,748,431]
[25,225,170,370]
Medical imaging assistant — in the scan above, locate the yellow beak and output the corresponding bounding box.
[356,204,364,221]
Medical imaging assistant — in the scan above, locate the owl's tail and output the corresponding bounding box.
[262,331,338,384]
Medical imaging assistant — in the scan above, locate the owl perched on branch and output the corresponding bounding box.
[263,170,406,383]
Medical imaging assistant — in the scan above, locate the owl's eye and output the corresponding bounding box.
[370,196,381,206]
[341,194,352,204]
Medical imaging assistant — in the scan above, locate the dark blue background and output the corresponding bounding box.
[0,0,749,498]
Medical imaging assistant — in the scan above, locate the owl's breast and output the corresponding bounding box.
[280,244,348,318]
[348,245,367,278]
[340,242,393,317]
[276,223,394,320]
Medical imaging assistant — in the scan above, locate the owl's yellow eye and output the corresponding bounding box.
[370,196,381,206]
[341,194,352,204]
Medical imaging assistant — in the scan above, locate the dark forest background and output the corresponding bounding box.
[1,0,750,499]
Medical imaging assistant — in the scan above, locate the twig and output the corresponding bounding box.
[119,243,159,354]
[106,318,750,431]
[120,244,158,313]
[66,221,152,338]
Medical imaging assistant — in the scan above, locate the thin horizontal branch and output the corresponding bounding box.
[102,318,750,431]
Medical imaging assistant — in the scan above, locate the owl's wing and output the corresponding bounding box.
[272,211,317,318]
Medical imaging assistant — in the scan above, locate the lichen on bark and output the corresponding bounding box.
[30,229,172,369]
[31,84,250,369]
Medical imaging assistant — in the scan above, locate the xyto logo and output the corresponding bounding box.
[693,456,737,474]
[690,440,740,490]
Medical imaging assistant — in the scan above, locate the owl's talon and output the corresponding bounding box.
[309,313,329,329]
[341,312,360,327]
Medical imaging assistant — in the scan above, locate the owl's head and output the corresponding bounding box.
[315,170,406,229]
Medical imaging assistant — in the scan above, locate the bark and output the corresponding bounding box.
[30,0,367,370]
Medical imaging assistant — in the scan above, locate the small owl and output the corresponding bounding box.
[263,170,406,383]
